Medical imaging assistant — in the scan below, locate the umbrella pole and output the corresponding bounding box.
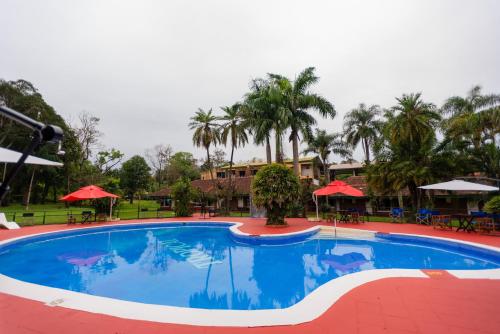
[109,198,113,221]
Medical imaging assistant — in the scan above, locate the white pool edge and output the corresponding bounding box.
[0,221,499,327]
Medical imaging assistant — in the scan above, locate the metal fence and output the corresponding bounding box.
[3,208,175,226]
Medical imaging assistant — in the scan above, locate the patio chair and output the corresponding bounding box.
[67,213,77,224]
[416,209,431,225]
[389,208,404,223]
[431,215,452,230]
[81,211,93,224]
[350,212,365,224]
[475,217,495,234]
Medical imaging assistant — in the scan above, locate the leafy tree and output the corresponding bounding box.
[269,67,336,175]
[95,148,124,174]
[171,178,194,217]
[220,103,248,212]
[303,129,350,183]
[120,155,151,203]
[189,108,220,205]
[165,151,200,185]
[145,144,172,188]
[343,103,382,163]
[0,79,80,205]
[251,164,300,225]
[199,148,227,172]
[368,93,441,211]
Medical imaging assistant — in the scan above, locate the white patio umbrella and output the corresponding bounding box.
[418,179,499,192]
[0,147,63,166]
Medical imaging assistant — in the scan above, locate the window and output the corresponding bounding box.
[216,172,226,179]
[251,169,258,175]
[239,170,246,177]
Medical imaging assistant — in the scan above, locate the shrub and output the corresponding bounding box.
[485,196,500,214]
[251,164,300,225]
[171,178,194,217]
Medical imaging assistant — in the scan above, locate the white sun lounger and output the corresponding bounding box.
[0,212,20,229]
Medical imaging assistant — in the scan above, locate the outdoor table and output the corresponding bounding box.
[453,214,475,232]
[337,210,352,223]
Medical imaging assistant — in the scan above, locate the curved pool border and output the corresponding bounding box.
[0,221,498,327]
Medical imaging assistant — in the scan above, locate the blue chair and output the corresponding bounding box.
[390,207,404,223]
[416,209,431,225]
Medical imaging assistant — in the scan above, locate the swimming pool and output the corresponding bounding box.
[0,223,498,312]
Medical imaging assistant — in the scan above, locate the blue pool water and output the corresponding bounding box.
[0,224,498,310]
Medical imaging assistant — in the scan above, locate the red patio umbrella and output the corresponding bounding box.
[61,185,119,218]
[61,185,119,202]
[312,180,364,221]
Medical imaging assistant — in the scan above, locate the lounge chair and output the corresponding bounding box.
[389,208,404,223]
[416,209,431,225]
[0,213,20,229]
[431,215,452,230]
[475,217,495,234]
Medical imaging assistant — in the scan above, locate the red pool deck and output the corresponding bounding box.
[1,217,499,334]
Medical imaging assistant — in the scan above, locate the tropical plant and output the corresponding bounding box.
[303,129,350,182]
[219,103,248,212]
[189,108,220,205]
[171,178,194,217]
[343,103,382,163]
[251,164,300,225]
[269,67,335,175]
[442,85,500,149]
[484,195,500,214]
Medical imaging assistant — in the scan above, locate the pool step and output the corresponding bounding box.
[315,227,376,240]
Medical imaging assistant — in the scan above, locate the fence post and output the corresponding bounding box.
[43,211,46,224]
[13,212,16,221]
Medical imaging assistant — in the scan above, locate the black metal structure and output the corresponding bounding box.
[0,106,64,203]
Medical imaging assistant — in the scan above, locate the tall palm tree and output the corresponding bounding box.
[189,108,220,205]
[269,67,335,175]
[303,129,350,183]
[382,93,440,209]
[244,79,284,163]
[343,103,382,164]
[220,103,248,212]
[442,85,500,149]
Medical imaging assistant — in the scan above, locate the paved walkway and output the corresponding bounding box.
[0,218,499,334]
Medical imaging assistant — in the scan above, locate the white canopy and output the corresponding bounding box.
[0,147,63,167]
[419,179,499,192]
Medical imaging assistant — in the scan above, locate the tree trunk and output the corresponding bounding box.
[275,131,283,163]
[323,158,330,183]
[226,145,235,214]
[25,168,36,210]
[265,136,272,164]
[206,146,218,208]
[364,138,370,164]
[291,128,300,176]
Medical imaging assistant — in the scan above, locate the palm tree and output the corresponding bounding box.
[442,85,500,149]
[368,93,441,211]
[303,129,350,183]
[269,67,335,175]
[220,103,248,212]
[189,108,220,205]
[244,79,284,163]
[343,103,381,164]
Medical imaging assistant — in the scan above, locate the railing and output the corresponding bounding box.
[2,208,176,226]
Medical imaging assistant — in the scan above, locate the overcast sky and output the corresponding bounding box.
[1,0,499,164]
